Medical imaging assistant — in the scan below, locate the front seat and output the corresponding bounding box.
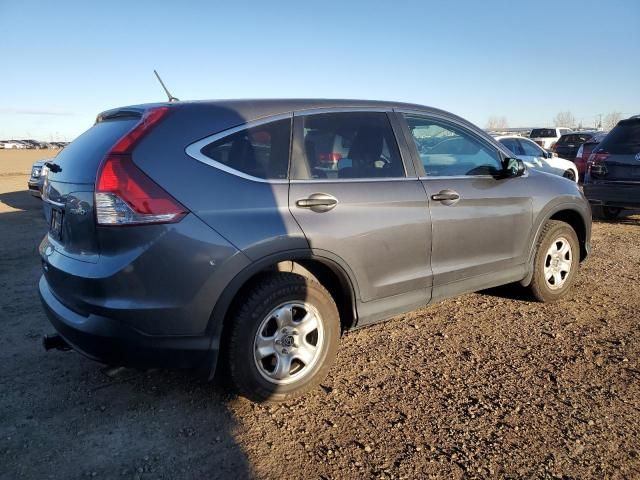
[339,127,384,178]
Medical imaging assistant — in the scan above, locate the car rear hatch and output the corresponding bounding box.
[43,112,144,263]
[589,118,640,183]
[554,133,592,159]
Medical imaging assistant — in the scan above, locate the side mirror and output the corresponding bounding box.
[544,150,553,159]
[504,158,525,177]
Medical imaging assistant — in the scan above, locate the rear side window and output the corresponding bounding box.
[598,120,640,154]
[519,139,545,156]
[294,112,405,180]
[405,115,502,176]
[201,118,291,180]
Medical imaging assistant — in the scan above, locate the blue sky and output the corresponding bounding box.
[1,0,638,140]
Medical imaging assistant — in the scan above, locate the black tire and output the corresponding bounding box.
[224,272,340,402]
[563,170,576,182]
[529,220,580,302]
[601,206,622,220]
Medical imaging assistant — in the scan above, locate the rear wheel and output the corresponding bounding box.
[225,272,340,402]
[529,220,580,302]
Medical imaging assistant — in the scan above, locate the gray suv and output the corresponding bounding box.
[39,100,591,402]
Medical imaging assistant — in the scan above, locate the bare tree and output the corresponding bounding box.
[603,111,622,130]
[553,111,575,128]
[486,116,509,130]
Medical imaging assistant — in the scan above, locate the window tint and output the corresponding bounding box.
[519,139,544,157]
[295,112,404,180]
[405,115,502,176]
[200,118,291,180]
[530,129,556,138]
[558,133,593,144]
[499,138,524,156]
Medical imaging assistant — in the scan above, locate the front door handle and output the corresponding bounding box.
[296,193,338,213]
[431,189,460,205]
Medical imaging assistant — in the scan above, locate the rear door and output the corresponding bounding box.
[594,118,640,183]
[288,110,432,314]
[42,114,141,263]
[399,113,533,300]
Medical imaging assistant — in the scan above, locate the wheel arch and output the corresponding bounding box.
[520,204,590,287]
[202,249,360,379]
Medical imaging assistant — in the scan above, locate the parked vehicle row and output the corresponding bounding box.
[38,99,591,402]
[0,140,67,149]
[529,127,573,150]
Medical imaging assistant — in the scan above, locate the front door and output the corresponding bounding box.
[288,111,432,319]
[399,113,533,300]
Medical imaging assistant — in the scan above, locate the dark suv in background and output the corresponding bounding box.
[584,116,640,219]
[39,99,591,402]
[552,132,599,161]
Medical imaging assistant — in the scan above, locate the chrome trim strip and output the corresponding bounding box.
[43,197,65,208]
[185,113,293,184]
[290,177,418,184]
[418,175,496,180]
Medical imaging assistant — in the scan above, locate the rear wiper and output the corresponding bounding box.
[44,161,61,173]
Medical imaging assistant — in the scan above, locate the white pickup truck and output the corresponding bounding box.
[529,128,573,150]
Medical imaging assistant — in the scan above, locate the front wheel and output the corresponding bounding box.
[600,206,621,220]
[224,272,340,402]
[529,220,580,302]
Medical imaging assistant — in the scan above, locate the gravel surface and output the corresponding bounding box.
[1,153,639,479]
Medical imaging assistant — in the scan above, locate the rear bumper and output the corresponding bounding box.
[39,275,212,368]
[584,182,640,209]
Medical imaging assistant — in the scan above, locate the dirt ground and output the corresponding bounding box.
[1,150,639,479]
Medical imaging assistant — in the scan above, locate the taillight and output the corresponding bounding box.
[587,150,610,176]
[95,107,188,225]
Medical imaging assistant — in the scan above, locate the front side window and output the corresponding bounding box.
[519,139,545,157]
[295,112,405,180]
[200,118,291,180]
[404,115,502,176]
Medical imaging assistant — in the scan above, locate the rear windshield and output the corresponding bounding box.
[48,118,138,184]
[598,119,640,155]
[557,133,593,144]
[581,132,606,144]
[530,129,556,138]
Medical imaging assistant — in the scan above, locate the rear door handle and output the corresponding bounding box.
[296,193,338,212]
[430,189,460,205]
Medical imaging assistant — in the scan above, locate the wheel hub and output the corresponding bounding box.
[275,329,298,353]
[543,237,572,290]
[253,302,324,385]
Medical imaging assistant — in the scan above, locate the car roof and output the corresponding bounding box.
[105,98,478,129]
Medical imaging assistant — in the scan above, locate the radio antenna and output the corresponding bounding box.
[154,70,179,102]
